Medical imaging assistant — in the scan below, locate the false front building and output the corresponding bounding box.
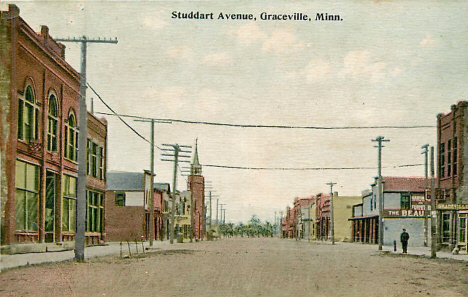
[350,176,426,247]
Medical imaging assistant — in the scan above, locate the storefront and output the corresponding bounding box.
[437,204,468,253]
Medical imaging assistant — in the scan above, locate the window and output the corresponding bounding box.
[400,193,411,210]
[87,191,104,233]
[65,113,78,161]
[453,137,458,176]
[99,147,104,180]
[18,85,39,141]
[15,161,39,232]
[47,95,59,152]
[115,192,126,206]
[440,143,445,178]
[62,175,76,233]
[447,139,452,177]
[86,139,104,179]
[441,213,451,243]
[459,214,467,244]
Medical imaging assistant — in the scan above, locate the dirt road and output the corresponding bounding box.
[1,238,467,296]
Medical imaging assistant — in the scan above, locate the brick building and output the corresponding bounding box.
[281,205,295,238]
[294,196,314,240]
[436,101,468,252]
[154,182,170,241]
[315,193,331,240]
[0,5,107,252]
[187,141,205,240]
[105,171,169,242]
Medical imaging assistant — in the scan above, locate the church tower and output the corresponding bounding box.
[188,139,205,239]
[191,139,202,176]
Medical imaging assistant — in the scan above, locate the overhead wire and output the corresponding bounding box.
[95,111,435,130]
[88,83,426,171]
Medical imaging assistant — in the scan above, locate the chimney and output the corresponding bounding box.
[40,25,49,38]
[8,4,20,18]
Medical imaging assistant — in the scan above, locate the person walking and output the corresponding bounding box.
[400,229,410,254]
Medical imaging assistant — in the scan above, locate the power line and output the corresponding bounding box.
[203,163,423,171]
[95,111,435,130]
[87,84,425,172]
[87,83,163,149]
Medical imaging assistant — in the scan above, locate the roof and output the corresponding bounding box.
[383,176,425,192]
[193,138,200,166]
[107,171,145,191]
[154,183,170,192]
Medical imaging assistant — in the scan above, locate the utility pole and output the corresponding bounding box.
[421,144,429,247]
[216,199,219,227]
[326,182,337,245]
[308,205,311,242]
[372,136,390,251]
[280,211,283,238]
[219,204,226,224]
[161,143,191,244]
[430,146,437,258]
[133,119,163,246]
[223,209,226,223]
[55,36,118,261]
[209,191,212,231]
[274,211,277,237]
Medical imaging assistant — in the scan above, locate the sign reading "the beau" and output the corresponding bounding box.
[384,209,427,217]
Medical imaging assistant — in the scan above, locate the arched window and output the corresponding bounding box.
[17,85,39,141]
[47,95,59,152]
[64,112,78,161]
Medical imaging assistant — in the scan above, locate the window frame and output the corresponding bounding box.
[18,85,40,142]
[15,160,39,232]
[62,175,77,233]
[87,190,104,233]
[64,112,78,162]
[47,94,59,152]
[400,193,411,210]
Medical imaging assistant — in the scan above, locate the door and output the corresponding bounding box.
[45,171,57,242]
[459,213,467,253]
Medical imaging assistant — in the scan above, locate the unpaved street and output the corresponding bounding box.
[1,238,467,297]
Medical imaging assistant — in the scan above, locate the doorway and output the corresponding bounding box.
[45,171,57,243]
[459,213,467,253]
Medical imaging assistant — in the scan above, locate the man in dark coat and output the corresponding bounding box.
[400,229,410,254]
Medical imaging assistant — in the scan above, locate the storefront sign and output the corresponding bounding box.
[436,204,468,210]
[384,209,426,217]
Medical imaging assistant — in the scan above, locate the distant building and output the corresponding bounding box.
[315,193,331,240]
[187,140,205,240]
[154,182,170,241]
[315,192,359,242]
[0,5,107,252]
[350,176,426,247]
[174,190,192,241]
[295,196,314,240]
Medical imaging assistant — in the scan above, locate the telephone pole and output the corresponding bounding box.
[216,199,219,228]
[421,144,429,247]
[219,204,226,224]
[161,143,191,244]
[326,182,337,245]
[133,119,170,246]
[55,36,118,261]
[430,146,437,258]
[372,136,390,251]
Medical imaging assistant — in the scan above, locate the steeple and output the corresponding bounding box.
[191,138,202,176]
